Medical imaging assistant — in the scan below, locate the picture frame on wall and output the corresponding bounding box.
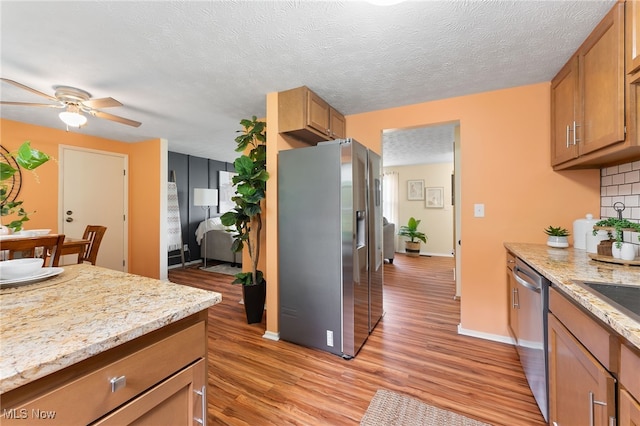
[425,187,444,208]
[407,180,424,200]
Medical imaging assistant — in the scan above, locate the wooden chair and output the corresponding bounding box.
[80,225,107,265]
[1,234,66,267]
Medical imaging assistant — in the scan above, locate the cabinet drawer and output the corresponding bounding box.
[2,321,205,425]
[549,287,616,370]
[621,343,640,401]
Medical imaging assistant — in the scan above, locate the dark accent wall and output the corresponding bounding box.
[168,152,235,266]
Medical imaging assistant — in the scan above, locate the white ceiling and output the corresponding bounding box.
[0,0,616,165]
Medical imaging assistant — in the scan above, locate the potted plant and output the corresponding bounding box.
[398,217,427,257]
[1,141,50,233]
[221,116,269,324]
[544,225,570,248]
[592,218,640,249]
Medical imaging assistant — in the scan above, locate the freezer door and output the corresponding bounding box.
[342,140,370,357]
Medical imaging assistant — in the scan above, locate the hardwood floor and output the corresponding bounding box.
[168,254,546,425]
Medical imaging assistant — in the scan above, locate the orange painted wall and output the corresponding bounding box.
[128,139,162,278]
[346,83,600,338]
[1,119,163,278]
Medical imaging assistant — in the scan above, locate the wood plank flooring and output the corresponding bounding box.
[168,254,546,425]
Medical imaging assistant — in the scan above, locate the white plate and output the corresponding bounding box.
[0,267,64,288]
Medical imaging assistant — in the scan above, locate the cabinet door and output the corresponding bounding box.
[329,108,346,139]
[620,389,640,426]
[578,2,625,156]
[507,266,518,340]
[548,314,616,426]
[627,1,640,74]
[306,90,330,137]
[551,57,579,166]
[93,358,206,426]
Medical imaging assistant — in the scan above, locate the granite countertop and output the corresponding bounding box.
[505,242,640,351]
[0,264,221,394]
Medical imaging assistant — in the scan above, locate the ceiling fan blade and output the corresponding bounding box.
[0,101,62,108]
[90,110,141,127]
[1,78,58,102]
[82,97,122,109]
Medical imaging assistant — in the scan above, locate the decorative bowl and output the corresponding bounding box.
[0,258,45,280]
[30,229,51,236]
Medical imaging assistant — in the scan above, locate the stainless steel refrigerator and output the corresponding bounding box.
[278,138,383,358]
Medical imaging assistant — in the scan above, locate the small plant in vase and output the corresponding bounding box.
[398,217,427,257]
[544,226,570,248]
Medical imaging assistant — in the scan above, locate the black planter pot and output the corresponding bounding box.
[243,281,266,324]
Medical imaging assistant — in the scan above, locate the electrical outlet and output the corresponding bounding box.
[327,330,334,347]
[474,203,485,218]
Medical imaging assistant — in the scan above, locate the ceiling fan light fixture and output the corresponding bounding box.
[59,105,87,128]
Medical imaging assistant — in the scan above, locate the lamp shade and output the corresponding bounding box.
[193,188,218,207]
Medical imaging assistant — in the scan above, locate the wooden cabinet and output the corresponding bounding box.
[551,2,626,169]
[627,0,640,74]
[506,251,518,341]
[620,344,640,426]
[0,313,208,425]
[548,313,616,426]
[278,86,346,144]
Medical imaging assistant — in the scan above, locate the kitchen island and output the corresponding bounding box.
[0,263,221,424]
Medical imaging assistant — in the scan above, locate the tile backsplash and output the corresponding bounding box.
[600,160,640,248]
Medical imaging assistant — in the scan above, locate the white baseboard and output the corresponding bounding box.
[263,330,280,341]
[457,324,515,345]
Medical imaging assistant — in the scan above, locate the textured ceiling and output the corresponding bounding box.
[0,0,616,165]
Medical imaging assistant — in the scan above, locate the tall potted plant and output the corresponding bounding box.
[221,116,269,324]
[1,141,50,233]
[398,216,427,257]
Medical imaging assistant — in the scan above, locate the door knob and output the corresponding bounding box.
[65,217,73,223]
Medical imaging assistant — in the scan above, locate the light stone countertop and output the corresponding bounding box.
[504,242,639,351]
[0,264,221,394]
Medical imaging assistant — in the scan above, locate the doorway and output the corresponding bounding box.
[381,121,461,298]
[59,146,128,271]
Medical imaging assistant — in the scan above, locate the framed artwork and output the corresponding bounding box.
[218,170,238,214]
[407,180,424,200]
[425,187,444,208]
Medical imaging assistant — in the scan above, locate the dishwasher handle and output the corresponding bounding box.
[513,266,541,293]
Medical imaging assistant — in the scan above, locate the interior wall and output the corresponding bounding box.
[384,162,454,256]
[345,82,601,339]
[1,118,164,278]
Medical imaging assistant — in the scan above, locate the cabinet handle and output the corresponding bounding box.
[573,121,580,145]
[109,375,126,393]
[553,422,559,426]
[609,416,616,426]
[512,288,519,309]
[589,391,607,426]
[195,385,206,425]
[566,125,571,148]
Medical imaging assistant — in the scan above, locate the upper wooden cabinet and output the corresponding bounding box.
[279,86,346,144]
[551,2,626,169]
[627,0,640,74]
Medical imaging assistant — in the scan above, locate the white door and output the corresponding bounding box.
[60,146,128,271]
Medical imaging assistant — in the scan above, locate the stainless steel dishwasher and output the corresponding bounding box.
[512,257,550,422]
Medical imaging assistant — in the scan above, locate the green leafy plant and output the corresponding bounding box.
[221,116,268,286]
[398,217,427,243]
[1,141,50,232]
[544,226,570,237]
[592,218,640,248]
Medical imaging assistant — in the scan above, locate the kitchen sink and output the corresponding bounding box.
[573,281,640,323]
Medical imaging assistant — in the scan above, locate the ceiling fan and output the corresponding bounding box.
[0,78,141,128]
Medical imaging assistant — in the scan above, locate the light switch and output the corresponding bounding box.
[474,203,485,218]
